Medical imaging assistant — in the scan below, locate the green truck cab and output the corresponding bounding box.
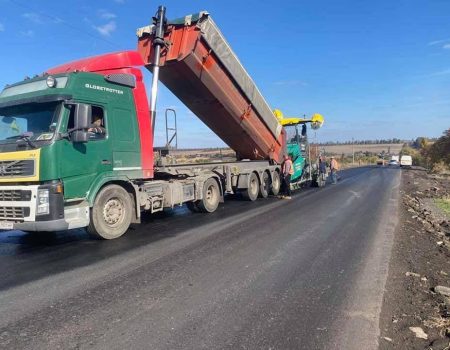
[0,52,157,238]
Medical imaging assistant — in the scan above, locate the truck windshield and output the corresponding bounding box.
[0,102,60,147]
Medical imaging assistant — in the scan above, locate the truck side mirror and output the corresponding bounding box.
[72,104,91,143]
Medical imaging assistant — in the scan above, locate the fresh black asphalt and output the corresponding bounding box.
[0,166,401,349]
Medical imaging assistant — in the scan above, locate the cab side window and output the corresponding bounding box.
[67,105,107,140]
[88,106,106,140]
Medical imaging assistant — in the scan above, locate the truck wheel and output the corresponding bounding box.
[198,178,220,213]
[242,172,259,201]
[270,171,281,196]
[186,201,201,213]
[259,171,270,198]
[87,185,132,240]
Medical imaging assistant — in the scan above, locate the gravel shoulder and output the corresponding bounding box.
[379,168,450,350]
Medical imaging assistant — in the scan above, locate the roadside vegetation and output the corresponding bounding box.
[435,196,450,216]
[401,129,450,174]
[316,129,449,171]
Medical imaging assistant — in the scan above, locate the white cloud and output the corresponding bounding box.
[428,38,450,46]
[22,12,61,25]
[22,12,44,24]
[99,10,117,20]
[0,22,4,32]
[428,38,450,50]
[20,29,34,37]
[93,21,116,36]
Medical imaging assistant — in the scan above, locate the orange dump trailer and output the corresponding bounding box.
[137,11,285,163]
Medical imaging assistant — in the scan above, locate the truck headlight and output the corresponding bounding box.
[37,189,50,215]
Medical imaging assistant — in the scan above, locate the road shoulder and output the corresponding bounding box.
[379,169,450,349]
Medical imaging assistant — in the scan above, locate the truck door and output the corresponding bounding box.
[59,104,113,199]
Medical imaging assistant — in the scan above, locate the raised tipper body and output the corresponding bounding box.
[137,12,285,162]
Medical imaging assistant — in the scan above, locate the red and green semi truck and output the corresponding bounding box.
[0,7,321,239]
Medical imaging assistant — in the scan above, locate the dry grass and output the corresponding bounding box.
[423,316,450,330]
[431,161,450,175]
[435,196,450,217]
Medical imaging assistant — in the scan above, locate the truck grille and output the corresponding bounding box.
[0,206,29,220]
[0,160,34,178]
[0,189,32,201]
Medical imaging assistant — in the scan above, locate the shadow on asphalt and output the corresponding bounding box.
[0,166,375,291]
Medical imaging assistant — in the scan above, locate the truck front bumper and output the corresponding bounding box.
[0,183,89,232]
[11,219,69,232]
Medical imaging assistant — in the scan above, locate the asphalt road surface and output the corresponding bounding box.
[0,166,401,350]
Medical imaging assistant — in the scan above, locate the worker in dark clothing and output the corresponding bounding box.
[318,155,327,185]
[281,154,293,199]
[319,155,327,175]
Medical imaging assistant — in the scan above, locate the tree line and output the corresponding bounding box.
[401,130,450,173]
[320,138,404,145]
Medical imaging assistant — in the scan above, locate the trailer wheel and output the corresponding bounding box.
[198,178,220,213]
[186,201,201,213]
[270,171,281,196]
[259,171,270,198]
[87,184,132,240]
[242,172,259,201]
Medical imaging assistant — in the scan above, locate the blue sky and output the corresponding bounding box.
[0,0,449,147]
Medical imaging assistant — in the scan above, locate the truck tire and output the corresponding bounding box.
[242,172,259,201]
[198,178,220,213]
[270,171,281,196]
[87,184,133,240]
[259,171,270,198]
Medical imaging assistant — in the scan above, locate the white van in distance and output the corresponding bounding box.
[400,155,413,168]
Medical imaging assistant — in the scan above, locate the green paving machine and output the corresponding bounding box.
[274,110,326,189]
